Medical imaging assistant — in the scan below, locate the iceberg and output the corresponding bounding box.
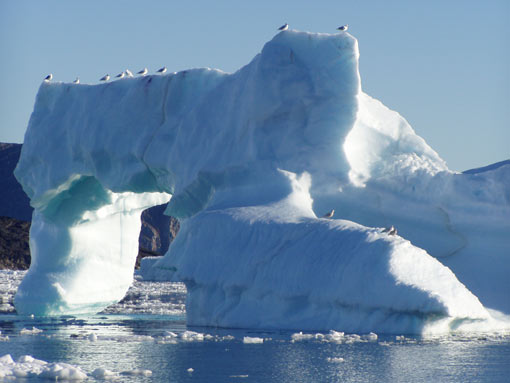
[14,30,509,333]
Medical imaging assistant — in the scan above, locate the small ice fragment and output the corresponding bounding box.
[361,332,378,341]
[326,357,345,363]
[91,368,117,378]
[88,333,97,342]
[20,327,43,335]
[243,336,264,344]
[291,332,314,342]
[187,368,194,373]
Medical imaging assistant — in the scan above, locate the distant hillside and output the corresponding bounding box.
[463,159,510,174]
[0,142,178,269]
[0,143,32,221]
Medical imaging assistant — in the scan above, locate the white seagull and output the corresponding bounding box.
[278,23,289,31]
[157,66,167,74]
[137,67,148,76]
[125,69,134,77]
[100,74,110,82]
[337,24,348,31]
[115,72,125,79]
[322,209,335,219]
[44,74,52,82]
[73,77,80,84]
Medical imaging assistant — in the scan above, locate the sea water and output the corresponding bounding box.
[1,270,509,382]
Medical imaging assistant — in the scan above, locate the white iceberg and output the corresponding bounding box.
[14,30,509,334]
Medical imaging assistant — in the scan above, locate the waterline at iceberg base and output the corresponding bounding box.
[14,30,510,335]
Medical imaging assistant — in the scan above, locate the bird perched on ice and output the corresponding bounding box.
[383,225,397,236]
[278,23,289,31]
[44,74,52,82]
[73,77,80,84]
[99,74,110,82]
[115,72,125,79]
[157,66,167,74]
[125,69,134,77]
[137,67,148,76]
[337,24,348,31]
[322,209,335,219]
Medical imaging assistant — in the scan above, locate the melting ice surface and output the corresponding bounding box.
[13,30,510,335]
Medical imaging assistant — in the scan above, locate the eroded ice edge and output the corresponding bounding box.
[12,30,510,336]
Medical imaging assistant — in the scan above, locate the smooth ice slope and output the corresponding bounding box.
[15,30,509,332]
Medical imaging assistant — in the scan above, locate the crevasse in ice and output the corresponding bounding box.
[14,30,509,333]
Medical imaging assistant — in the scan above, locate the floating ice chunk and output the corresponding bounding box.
[326,357,345,363]
[187,368,194,373]
[361,332,378,341]
[180,331,205,342]
[243,336,264,344]
[0,354,87,380]
[291,332,315,342]
[91,367,118,379]
[20,327,43,335]
[88,333,98,342]
[39,363,88,380]
[120,369,152,376]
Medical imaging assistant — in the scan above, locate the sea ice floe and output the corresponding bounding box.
[0,354,152,380]
[291,330,378,344]
[243,336,264,344]
[88,333,98,342]
[0,354,87,380]
[120,369,152,376]
[19,327,43,335]
[91,367,117,379]
[326,357,345,363]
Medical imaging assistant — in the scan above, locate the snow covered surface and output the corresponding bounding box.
[14,30,510,334]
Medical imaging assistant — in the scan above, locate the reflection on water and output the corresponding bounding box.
[0,271,509,382]
[1,314,509,382]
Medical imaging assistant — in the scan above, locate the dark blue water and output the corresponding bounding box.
[1,313,509,382]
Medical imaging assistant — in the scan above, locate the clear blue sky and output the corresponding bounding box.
[1,0,508,171]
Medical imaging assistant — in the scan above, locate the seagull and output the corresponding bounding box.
[44,74,52,81]
[125,69,134,77]
[99,74,110,82]
[157,66,167,74]
[383,225,398,236]
[337,24,348,31]
[278,23,289,31]
[73,77,80,84]
[115,72,125,79]
[137,67,148,76]
[322,209,335,219]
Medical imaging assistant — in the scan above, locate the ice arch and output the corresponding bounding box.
[14,31,508,333]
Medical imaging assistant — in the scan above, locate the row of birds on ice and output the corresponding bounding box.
[43,24,348,84]
[44,67,166,84]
